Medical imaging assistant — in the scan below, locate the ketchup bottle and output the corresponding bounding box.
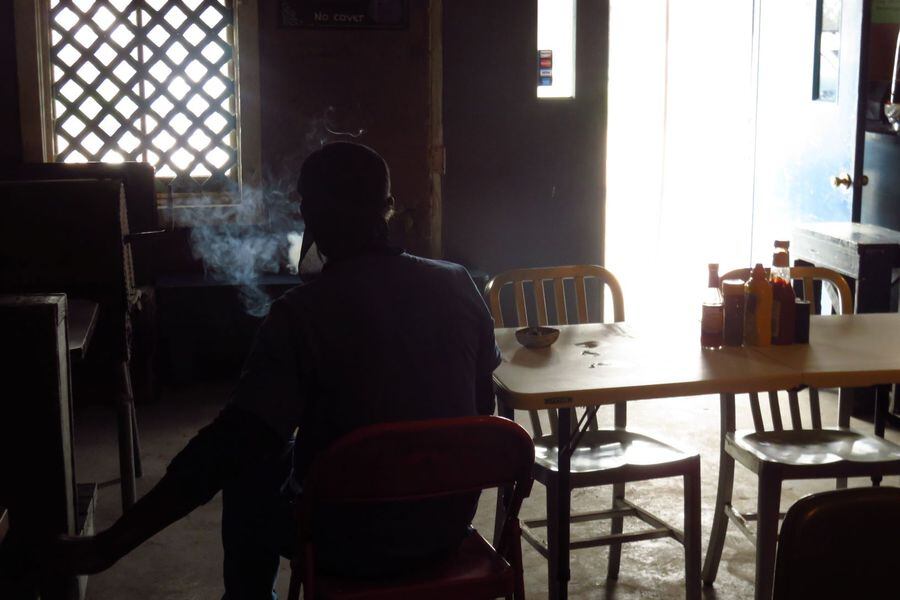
[770,249,796,345]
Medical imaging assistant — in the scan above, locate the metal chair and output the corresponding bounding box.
[485,265,701,597]
[773,486,900,600]
[289,416,534,600]
[702,266,900,600]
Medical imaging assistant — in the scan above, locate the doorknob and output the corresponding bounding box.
[831,173,869,188]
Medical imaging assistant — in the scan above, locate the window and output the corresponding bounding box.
[16,0,260,200]
[813,0,841,102]
[537,0,576,99]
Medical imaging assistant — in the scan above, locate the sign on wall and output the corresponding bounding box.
[873,0,900,23]
[280,0,409,29]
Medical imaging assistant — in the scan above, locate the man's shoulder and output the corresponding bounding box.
[400,253,469,276]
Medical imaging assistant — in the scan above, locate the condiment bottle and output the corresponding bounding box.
[770,249,796,344]
[701,263,724,348]
[744,263,772,346]
[722,279,745,346]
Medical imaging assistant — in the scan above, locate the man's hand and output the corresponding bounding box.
[46,533,118,575]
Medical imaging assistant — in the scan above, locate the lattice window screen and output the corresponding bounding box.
[50,0,239,194]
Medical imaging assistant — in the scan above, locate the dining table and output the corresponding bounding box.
[492,313,900,600]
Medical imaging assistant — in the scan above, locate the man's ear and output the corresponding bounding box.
[299,220,315,260]
[384,195,396,219]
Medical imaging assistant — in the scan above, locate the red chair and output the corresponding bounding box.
[289,416,535,600]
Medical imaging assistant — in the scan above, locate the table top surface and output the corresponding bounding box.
[493,314,900,410]
[795,221,900,247]
[752,313,900,389]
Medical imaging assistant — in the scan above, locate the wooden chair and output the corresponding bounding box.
[0,180,143,510]
[773,487,900,600]
[702,266,900,600]
[289,416,535,600]
[485,265,701,595]
[0,162,162,403]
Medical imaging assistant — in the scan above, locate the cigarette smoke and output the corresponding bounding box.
[187,107,364,317]
[187,183,303,318]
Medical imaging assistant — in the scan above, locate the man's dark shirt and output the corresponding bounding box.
[167,248,501,574]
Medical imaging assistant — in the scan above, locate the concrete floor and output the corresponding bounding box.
[73,384,900,599]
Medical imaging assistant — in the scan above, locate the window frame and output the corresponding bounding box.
[13,0,261,215]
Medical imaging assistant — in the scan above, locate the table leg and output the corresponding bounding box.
[550,407,572,600]
[875,384,889,439]
[854,248,900,421]
[117,361,137,510]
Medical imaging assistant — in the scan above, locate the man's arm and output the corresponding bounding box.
[52,405,286,574]
[475,288,502,417]
[51,299,304,574]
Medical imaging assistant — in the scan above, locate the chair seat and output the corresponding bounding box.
[729,427,900,467]
[533,429,696,476]
[313,530,514,600]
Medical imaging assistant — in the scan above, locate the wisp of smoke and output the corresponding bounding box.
[188,108,362,317]
[188,184,303,318]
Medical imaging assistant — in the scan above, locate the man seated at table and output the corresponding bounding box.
[53,142,501,597]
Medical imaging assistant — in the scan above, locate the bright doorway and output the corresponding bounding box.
[605,0,757,324]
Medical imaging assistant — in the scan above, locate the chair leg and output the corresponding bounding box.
[546,478,561,600]
[512,529,526,600]
[123,360,143,479]
[131,404,143,479]
[836,386,850,493]
[117,396,136,510]
[683,462,702,600]
[754,474,782,600]
[702,450,734,585]
[117,361,137,510]
[494,481,509,548]
[607,482,625,579]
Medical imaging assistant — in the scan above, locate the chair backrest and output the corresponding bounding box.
[773,487,900,599]
[485,265,625,327]
[0,162,157,234]
[300,416,534,558]
[719,266,853,315]
[485,265,626,437]
[0,162,158,284]
[719,266,854,434]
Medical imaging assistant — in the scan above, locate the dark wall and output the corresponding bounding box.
[0,3,434,257]
[2,1,610,273]
[441,0,609,277]
[257,1,433,256]
[0,3,22,163]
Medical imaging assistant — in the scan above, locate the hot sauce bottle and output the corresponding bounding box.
[744,263,772,346]
[770,249,796,345]
[701,263,724,348]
